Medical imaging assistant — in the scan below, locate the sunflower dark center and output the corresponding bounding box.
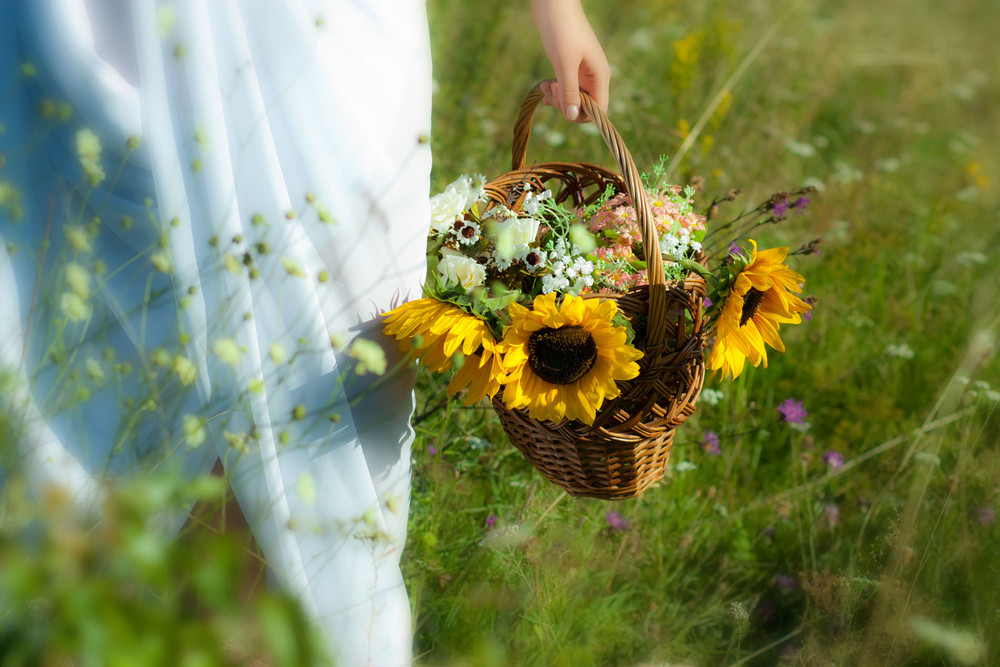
[527,325,598,385]
[740,288,765,327]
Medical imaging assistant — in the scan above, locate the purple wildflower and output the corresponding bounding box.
[824,503,840,528]
[605,510,629,531]
[793,196,811,214]
[777,398,808,424]
[772,199,790,220]
[974,507,995,526]
[822,450,845,469]
[728,242,741,257]
[702,430,721,455]
[773,573,798,593]
[486,514,498,528]
[427,445,438,457]
[803,310,813,321]
[704,296,713,309]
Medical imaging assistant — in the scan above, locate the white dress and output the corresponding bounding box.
[0,1,432,665]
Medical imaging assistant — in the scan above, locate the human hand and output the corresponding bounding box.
[531,0,610,122]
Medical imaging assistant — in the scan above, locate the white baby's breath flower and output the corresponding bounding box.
[437,249,486,290]
[700,388,724,405]
[64,262,91,299]
[182,414,206,448]
[348,338,387,376]
[885,342,915,359]
[60,292,92,322]
[173,355,197,385]
[213,337,243,366]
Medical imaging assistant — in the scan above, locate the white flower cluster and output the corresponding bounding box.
[521,186,552,216]
[659,225,702,259]
[541,238,594,295]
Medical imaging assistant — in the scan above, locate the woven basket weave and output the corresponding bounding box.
[486,84,707,500]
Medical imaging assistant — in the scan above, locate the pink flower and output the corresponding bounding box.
[777,398,808,424]
[822,450,844,469]
[702,431,721,455]
[486,514,498,528]
[605,511,629,531]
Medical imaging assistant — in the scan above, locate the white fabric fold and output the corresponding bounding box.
[1,1,432,665]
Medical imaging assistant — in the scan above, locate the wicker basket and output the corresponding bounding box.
[486,84,707,500]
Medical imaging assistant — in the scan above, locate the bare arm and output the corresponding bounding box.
[531,0,610,122]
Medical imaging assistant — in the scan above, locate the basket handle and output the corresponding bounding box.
[511,83,671,342]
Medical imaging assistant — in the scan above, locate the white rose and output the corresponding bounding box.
[429,176,474,234]
[508,217,540,252]
[437,250,486,290]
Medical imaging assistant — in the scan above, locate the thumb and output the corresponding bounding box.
[557,69,582,122]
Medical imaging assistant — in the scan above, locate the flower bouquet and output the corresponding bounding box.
[384,84,812,499]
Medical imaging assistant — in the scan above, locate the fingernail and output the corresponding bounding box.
[566,105,579,121]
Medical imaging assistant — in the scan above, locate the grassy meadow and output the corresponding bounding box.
[410,0,1000,664]
[2,0,998,665]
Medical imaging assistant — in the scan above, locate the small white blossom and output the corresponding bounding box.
[453,220,481,246]
[700,388,724,405]
[885,343,915,359]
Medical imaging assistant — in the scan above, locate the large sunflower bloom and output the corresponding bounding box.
[500,293,643,425]
[707,240,811,380]
[383,298,505,403]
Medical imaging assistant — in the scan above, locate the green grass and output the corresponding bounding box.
[2,0,998,664]
[407,0,1000,664]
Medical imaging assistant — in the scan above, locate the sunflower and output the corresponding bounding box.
[500,293,643,425]
[383,298,505,403]
[707,240,811,380]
